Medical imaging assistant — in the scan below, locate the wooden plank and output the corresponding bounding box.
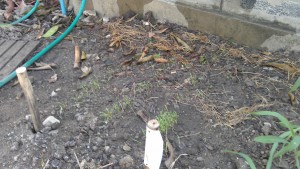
[0,40,16,58]
[0,39,5,46]
[0,41,40,79]
[0,41,27,70]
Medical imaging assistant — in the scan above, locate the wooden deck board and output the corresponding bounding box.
[0,39,40,79]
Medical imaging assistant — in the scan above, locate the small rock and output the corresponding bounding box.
[13,155,19,161]
[262,122,271,135]
[103,17,109,23]
[63,155,70,162]
[52,15,59,22]
[81,38,88,44]
[51,159,61,169]
[49,130,59,136]
[65,140,76,148]
[90,38,97,43]
[205,145,214,151]
[104,146,110,153]
[40,126,51,133]
[245,78,254,87]
[25,114,31,121]
[122,144,131,152]
[235,157,249,169]
[11,141,22,151]
[119,155,134,169]
[32,156,39,167]
[196,157,204,161]
[54,151,63,159]
[42,116,60,129]
[83,10,97,16]
[92,145,98,151]
[50,91,58,97]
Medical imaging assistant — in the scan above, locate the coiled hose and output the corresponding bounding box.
[0,0,87,88]
[0,0,39,27]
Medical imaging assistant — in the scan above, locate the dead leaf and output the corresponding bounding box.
[137,55,154,64]
[114,71,133,77]
[264,62,300,76]
[28,62,56,70]
[123,48,136,56]
[153,28,168,34]
[288,92,298,106]
[138,47,149,61]
[79,66,92,79]
[148,32,155,38]
[228,48,243,57]
[198,35,210,43]
[136,110,148,123]
[125,14,138,23]
[81,51,87,60]
[154,58,168,63]
[36,27,45,39]
[171,33,193,52]
[165,138,176,169]
[121,58,135,65]
[262,51,272,56]
[16,92,24,100]
[48,74,58,83]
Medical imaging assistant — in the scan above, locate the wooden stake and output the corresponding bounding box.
[16,67,42,132]
[74,45,81,68]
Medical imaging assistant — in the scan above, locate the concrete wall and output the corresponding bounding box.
[68,0,300,52]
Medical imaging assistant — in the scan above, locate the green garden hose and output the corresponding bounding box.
[0,0,87,88]
[0,0,39,27]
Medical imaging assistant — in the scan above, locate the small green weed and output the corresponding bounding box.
[136,82,151,92]
[102,108,114,121]
[100,96,132,122]
[73,80,101,102]
[156,111,178,133]
[225,111,300,169]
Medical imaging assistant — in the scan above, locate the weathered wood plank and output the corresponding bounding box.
[0,40,16,58]
[0,39,5,46]
[0,41,40,79]
[0,41,27,70]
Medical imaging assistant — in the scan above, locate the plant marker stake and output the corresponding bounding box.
[144,119,163,169]
[16,67,42,132]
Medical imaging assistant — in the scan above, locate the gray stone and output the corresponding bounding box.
[235,157,249,169]
[197,157,204,161]
[10,141,21,151]
[122,144,131,152]
[119,155,134,169]
[42,116,61,130]
[262,122,272,135]
[51,159,61,169]
[50,91,58,97]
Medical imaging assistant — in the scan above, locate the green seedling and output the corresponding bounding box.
[100,97,132,122]
[101,108,114,121]
[156,111,178,133]
[225,111,300,169]
[136,81,151,92]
